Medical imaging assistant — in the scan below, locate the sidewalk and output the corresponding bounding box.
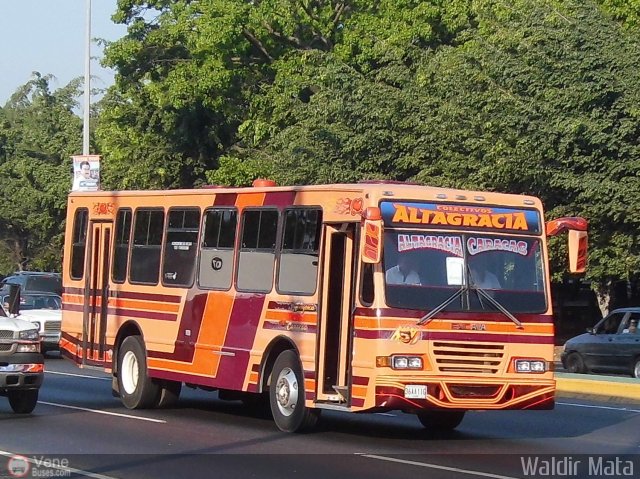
[553,346,640,402]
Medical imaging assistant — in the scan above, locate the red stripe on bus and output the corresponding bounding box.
[353,307,553,323]
[355,329,554,344]
[214,294,266,390]
[212,193,238,206]
[263,191,297,208]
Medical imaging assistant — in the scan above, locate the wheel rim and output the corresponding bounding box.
[121,350,139,395]
[634,361,640,379]
[275,367,298,417]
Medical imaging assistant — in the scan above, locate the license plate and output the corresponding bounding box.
[404,385,427,399]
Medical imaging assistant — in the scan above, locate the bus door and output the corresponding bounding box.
[82,221,112,366]
[317,223,356,404]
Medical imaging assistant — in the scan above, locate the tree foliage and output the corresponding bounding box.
[0,74,82,273]
[92,0,640,294]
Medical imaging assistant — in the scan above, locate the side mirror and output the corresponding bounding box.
[586,327,595,335]
[8,283,21,315]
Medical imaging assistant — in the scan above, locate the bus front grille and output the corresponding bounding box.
[432,342,505,374]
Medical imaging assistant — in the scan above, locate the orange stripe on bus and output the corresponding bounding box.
[109,298,181,313]
[148,292,236,376]
[235,192,266,210]
[264,310,318,324]
[352,385,368,398]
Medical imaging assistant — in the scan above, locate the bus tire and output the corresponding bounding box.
[269,350,319,432]
[118,335,160,409]
[155,380,182,408]
[417,410,465,430]
[8,389,38,414]
[565,352,586,374]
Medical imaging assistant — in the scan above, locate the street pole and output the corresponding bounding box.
[83,0,91,155]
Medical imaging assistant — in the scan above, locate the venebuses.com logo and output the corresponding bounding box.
[5,454,71,478]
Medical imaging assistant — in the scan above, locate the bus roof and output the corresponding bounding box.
[69,181,543,210]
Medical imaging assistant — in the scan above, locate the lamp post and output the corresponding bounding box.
[83,0,91,155]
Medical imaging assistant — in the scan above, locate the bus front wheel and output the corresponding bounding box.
[117,335,160,409]
[417,410,465,430]
[269,350,319,432]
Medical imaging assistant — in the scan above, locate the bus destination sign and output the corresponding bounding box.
[380,201,541,234]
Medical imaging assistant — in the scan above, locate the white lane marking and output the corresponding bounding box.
[0,450,119,479]
[360,454,520,479]
[46,371,110,380]
[557,402,640,414]
[38,401,166,423]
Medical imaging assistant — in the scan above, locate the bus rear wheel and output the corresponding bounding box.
[118,335,160,409]
[8,389,38,414]
[269,350,319,432]
[417,410,465,431]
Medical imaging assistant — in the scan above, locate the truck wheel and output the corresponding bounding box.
[8,389,39,414]
[117,335,160,409]
[417,410,465,430]
[269,350,319,432]
[565,352,586,374]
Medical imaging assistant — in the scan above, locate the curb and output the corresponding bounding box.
[555,372,640,401]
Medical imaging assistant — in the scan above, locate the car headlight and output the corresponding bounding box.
[19,329,40,341]
[515,359,547,373]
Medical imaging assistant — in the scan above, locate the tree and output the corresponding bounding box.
[0,73,83,273]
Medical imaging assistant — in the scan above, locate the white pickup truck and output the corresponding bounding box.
[0,301,44,413]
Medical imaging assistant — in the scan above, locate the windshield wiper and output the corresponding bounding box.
[472,286,523,329]
[417,265,523,329]
[417,285,465,326]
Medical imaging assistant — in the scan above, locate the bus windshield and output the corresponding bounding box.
[383,231,546,314]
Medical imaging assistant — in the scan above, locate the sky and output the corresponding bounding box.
[0,0,127,105]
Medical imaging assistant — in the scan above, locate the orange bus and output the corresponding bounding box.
[60,180,587,432]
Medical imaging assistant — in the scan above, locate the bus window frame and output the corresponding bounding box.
[70,207,89,281]
[235,207,280,294]
[128,207,166,286]
[197,206,239,292]
[111,207,133,284]
[275,206,323,297]
[161,206,201,289]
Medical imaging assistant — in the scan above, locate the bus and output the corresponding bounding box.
[60,179,587,432]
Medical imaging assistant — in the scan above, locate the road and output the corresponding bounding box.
[1,354,639,479]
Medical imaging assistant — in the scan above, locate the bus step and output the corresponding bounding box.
[332,386,348,402]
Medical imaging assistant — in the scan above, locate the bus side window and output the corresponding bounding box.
[277,208,322,295]
[112,208,132,283]
[361,263,375,305]
[130,209,164,285]
[70,208,89,280]
[162,208,200,287]
[237,209,278,292]
[199,208,237,290]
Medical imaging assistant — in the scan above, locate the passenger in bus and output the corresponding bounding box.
[470,260,501,289]
[385,254,421,285]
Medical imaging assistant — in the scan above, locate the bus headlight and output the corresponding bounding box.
[392,356,423,370]
[515,359,547,373]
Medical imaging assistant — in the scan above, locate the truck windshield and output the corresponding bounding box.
[383,231,546,314]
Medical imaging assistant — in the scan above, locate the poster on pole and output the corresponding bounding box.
[71,154,101,192]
